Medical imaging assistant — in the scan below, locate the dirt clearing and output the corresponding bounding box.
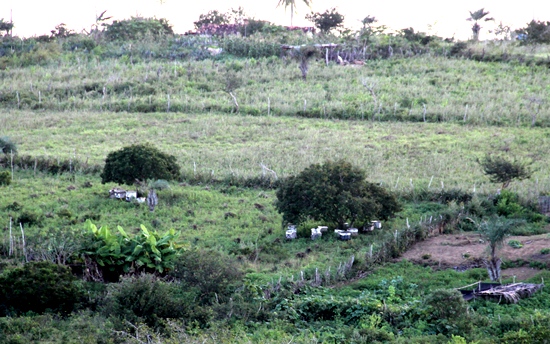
[400,233,550,280]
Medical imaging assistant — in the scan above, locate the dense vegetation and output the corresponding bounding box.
[0,11,549,343]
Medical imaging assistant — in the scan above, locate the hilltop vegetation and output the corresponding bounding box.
[0,11,549,343]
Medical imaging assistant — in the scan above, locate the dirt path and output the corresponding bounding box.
[400,233,550,280]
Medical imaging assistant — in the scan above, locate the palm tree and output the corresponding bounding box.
[277,0,313,26]
[467,8,493,41]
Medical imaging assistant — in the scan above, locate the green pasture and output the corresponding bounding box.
[2,110,549,197]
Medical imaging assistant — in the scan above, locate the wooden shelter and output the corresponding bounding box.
[458,282,544,303]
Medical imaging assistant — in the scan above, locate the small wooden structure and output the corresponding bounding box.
[458,282,544,303]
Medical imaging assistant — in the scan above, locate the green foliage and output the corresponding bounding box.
[101,273,186,330]
[305,8,345,34]
[400,28,435,45]
[516,20,550,44]
[0,18,14,36]
[104,17,173,41]
[83,220,186,280]
[16,209,43,227]
[0,170,10,186]
[507,239,523,249]
[494,190,546,224]
[0,261,83,316]
[478,154,532,188]
[170,249,243,305]
[276,160,401,229]
[100,143,180,185]
[220,35,281,58]
[540,248,550,255]
[194,10,230,29]
[0,136,17,155]
[419,288,472,336]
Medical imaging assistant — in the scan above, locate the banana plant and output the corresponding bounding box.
[83,220,186,275]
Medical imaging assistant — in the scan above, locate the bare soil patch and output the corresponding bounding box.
[400,233,550,281]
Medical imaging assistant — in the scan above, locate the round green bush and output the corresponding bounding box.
[101,273,186,330]
[100,143,181,185]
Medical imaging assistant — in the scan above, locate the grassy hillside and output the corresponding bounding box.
[1,28,550,343]
[2,110,550,197]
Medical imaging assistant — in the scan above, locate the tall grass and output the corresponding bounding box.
[1,54,549,126]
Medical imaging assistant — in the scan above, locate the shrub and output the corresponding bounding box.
[0,170,10,186]
[16,210,42,227]
[507,239,523,249]
[100,143,181,185]
[0,136,17,154]
[104,17,173,41]
[540,248,550,255]
[101,273,186,330]
[275,160,401,229]
[419,289,472,336]
[170,249,243,305]
[0,261,83,316]
[83,221,185,281]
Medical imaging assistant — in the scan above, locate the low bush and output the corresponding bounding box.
[0,136,17,154]
[101,273,186,330]
[0,170,10,186]
[0,261,84,316]
[170,249,243,305]
[507,239,523,249]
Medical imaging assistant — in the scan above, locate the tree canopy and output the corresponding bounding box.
[100,143,180,185]
[478,154,533,189]
[275,160,400,229]
[305,8,344,34]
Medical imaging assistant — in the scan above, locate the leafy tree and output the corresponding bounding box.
[275,160,400,229]
[277,0,313,26]
[104,17,173,41]
[467,8,493,41]
[0,261,84,316]
[478,154,532,189]
[0,18,13,37]
[515,20,550,44]
[357,16,386,48]
[194,10,230,29]
[194,7,248,30]
[305,8,344,34]
[100,143,180,185]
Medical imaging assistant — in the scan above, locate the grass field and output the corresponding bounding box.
[2,110,549,197]
[1,36,550,342]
